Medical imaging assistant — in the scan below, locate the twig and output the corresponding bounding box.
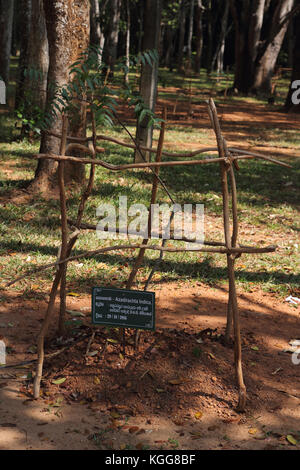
[85,331,96,357]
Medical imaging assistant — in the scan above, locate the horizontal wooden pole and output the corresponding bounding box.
[35,153,227,169]
[46,131,291,168]
[6,242,277,288]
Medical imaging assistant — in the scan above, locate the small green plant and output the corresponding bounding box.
[43,45,162,133]
[15,68,46,138]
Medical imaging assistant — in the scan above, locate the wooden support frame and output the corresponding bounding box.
[7,100,290,411]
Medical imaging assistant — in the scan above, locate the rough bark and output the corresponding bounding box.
[0,0,14,85]
[31,0,90,193]
[135,0,161,162]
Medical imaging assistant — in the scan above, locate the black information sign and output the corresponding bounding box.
[92,287,155,330]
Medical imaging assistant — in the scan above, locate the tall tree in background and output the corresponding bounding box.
[15,0,32,109]
[31,0,90,192]
[104,0,121,73]
[212,0,230,74]
[186,0,195,69]
[90,0,106,65]
[177,0,186,72]
[0,0,14,85]
[230,0,297,94]
[194,0,204,73]
[230,0,266,93]
[135,0,161,162]
[285,11,300,112]
[24,0,49,109]
[252,0,295,93]
[124,0,131,84]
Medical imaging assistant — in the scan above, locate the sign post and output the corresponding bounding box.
[92,287,155,331]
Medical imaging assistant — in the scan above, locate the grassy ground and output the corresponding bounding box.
[0,67,299,299]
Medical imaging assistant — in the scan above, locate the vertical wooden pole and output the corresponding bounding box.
[208,99,246,411]
[34,115,69,398]
[126,108,167,289]
[58,115,69,335]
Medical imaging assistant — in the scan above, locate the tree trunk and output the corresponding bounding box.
[213,0,230,74]
[252,0,295,94]
[165,26,174,70]
[15,0,32,109]
[90,0,106,65]
[124,0,130,84]
[135,0,161,162]
[0,0,14,85]
[230,0,266,93]
[186,0,195,69]
[31,0,90,193]
[231,0,297,94]
[206,0,213,74]
[194,0,204,74]
[177,0,186,72]
[285,11,300,112]
[104,0,121,73]
[25,0,49,109]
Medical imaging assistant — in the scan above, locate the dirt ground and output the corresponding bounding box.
[1,92,300,450]
[0,282,299,450]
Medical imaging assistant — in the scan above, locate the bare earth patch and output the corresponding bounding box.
[0,282,299,450]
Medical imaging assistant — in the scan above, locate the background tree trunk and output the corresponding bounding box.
[186,0,195,70]
[135,0,161,163]
[194,0,204,74]
[230,0,266,93]
[206,0,213,74]
[177,0,186,72]
[90,0,106,65]
[213,0,230,74]
[15,0,32,109]
[31,0,90,193]
[252,0,295,94]
[25,0,49,109]
[0,0,14,85]
[285,11,300,112]
[104,0,121,73]
[124,0,130,84]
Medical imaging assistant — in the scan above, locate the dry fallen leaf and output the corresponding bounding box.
[168,378,185,385]
[129,426,140,434]
[286,434,298,446]
[248,428,258,435]
[93,377,100,385]
[194,411,203,420]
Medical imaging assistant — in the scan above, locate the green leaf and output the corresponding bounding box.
[52,377,66,385]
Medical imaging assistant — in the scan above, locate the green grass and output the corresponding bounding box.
[0,67,299,298]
